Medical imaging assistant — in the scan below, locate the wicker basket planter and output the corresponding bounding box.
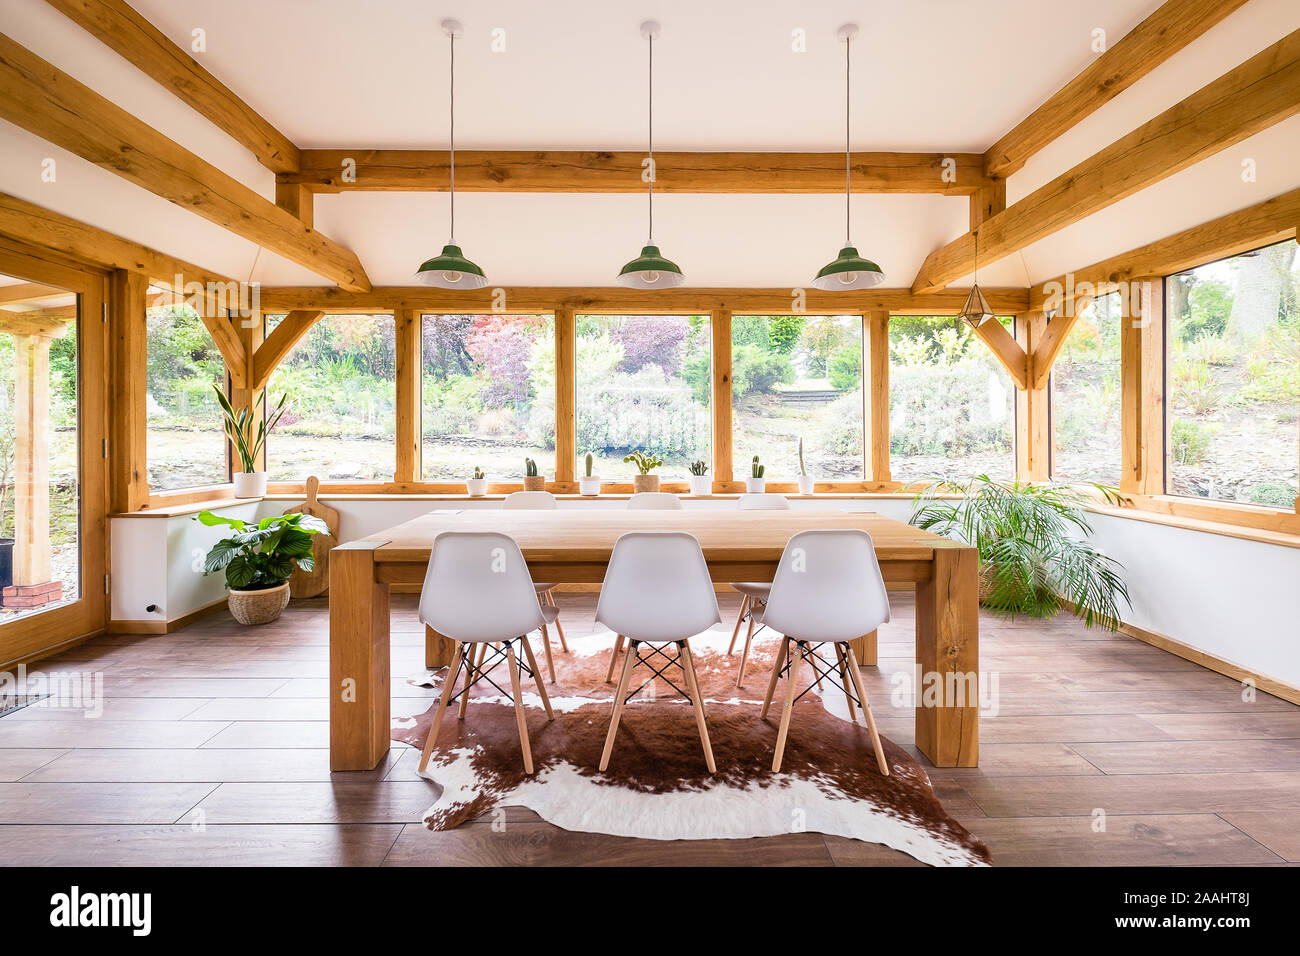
[632,474,660,493]
[227,582,291,625]
[523,475,546,491]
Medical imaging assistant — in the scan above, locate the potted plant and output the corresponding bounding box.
[466,466,488,497]
[623,450,663,493]
[745,455,766,494]
[196,510,327,625]
[909,475,1130,628]
[215,385,287,498]
[688,459,711,496]
[579,452,601,496]
[796,438,815,495]
[523,457,546,492]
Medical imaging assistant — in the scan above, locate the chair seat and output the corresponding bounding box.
[534,582,556,593]
[732,581,772,599]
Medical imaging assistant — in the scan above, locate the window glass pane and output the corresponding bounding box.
[577,314,711,480]
[266,313,396,482]
[889,316,1014,482]
[732,315,863,480]
[1167,241,1299,507]
[0,275,79,621]
[421,314,554,480]
[146,302,227,490]
[1051,293,1122,486]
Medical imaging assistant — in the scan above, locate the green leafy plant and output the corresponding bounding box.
[798,438,806,476]
[214,386,287,473]
[623,450,663,474]
[524,458,538,477]
[751,455,765,479]
[472,466,485,480]
[909,475,1130,630]
[688,459,708,476]
[584,452,594,477]
[196,511,327,591]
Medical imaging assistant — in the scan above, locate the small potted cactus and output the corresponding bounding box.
[688,459,711,496]
[579,452,602,496]
[523,457,546,491]
[745,454,766,494]
[623,449,663,493]
[466,465,488,497]
[797,438,815,495]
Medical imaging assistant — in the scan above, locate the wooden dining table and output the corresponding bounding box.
[329,508,980,771]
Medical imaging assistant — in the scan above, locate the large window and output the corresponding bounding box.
[732,315,863,480]
[1052,293,1122,486]
[889,316,1014,482]
[1166,240,1299,507]
[146,302,227,490]
[266,313,396,482]
[421,314,553,481]
[577,314,710,479]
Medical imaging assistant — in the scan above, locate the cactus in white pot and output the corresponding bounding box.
[687,459,711,496]
[745,455,766,494]
[579,452,602,496]
[466,465,488,497]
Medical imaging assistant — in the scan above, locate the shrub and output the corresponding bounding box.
[1249,482,1299,508]
[818,393,864,457]
[1169,418,1214,465]
[828,345,862,391]
[611,315,689,377]
[731,344,794,397]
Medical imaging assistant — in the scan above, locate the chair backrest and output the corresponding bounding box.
[627,492,683,510]
[761,530,891,642]
[737,493,791,511]
[418,532,545,642]
[503,490,557,510]
[595,532,721,642]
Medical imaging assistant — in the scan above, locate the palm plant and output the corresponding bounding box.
[909,475,1130,629]
[213,385,287,473]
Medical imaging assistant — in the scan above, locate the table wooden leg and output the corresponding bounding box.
[848,629,877,666]
[330,545,391,771]
[425,625,455,668]
[914,546,979,767]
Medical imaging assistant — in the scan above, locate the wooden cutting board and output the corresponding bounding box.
[283,476,340,598]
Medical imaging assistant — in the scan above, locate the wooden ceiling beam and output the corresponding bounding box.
[913,30,1300,294]
[968,319,1028,390]
[251,310,324,390]
[0,282,68,306]
[0,32,370,292]
[0,307,72,337]
[984,0,1251,179]
[43,0,299,173]
[280,149,992,195]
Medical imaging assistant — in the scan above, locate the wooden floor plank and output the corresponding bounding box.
[1217,811,1300,862]
[0,782,217,824]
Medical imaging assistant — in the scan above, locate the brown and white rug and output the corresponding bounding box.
[394,625,990,867]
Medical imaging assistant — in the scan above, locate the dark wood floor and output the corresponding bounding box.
[2,592,1297,866]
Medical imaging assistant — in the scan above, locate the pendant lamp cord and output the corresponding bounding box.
[844,32,851,246]
[647,30,655,245]
[448,28,456,245]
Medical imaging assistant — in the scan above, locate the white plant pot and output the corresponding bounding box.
[466,477,488,497]
[797,475,816,495]
[578,476,602,496]
[233,471,268,498]
[688,474,712,496]
[745,477,766,494]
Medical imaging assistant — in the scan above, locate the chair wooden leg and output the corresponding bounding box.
[727,596,750,655]
[505,642,535,775]
[545,592,570,652]
[458,642,486,720]
[599,641,639,771]
[772,642,803,772]
[538,624,556,683]
[760,636,788,719]
[605,634,625,683]
[419,643,464,773]
[680,641,716,774]
[735,609,758,687]
[833,642,857,722]
[844,644,889,776]
[519,631,554,720]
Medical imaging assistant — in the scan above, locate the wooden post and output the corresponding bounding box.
[1015,310,1051,481]
[553,307,576,487]
[107,269,149,512]
[329,543,391,771]
[4,334,58,607]
[1121,279,1165,495]
[914,546,980,767]
[711,309,733,485]
[229,306,265,472]
[394,308,420,483]
[865,310,891,482]
[969,179,1006,232]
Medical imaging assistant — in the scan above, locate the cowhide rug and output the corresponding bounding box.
[394,624,990,867]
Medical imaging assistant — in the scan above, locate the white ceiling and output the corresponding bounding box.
[0,0,1297,290]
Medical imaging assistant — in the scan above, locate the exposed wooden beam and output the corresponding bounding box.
[710,310,733,483]
[1121,280,1165,496]
[394,308,420,484]
[969,180,1006,232]
[553,308,576,484]
[1014,311,1051,482]
[865,311,890,483]
[968,318,1028,390]
[0,283,67,306]
[250,310,323,390]
[275,181,314,228]
[43,0,300,173]
[257,286,1031,315]
[0,308,71,337]
[915,30,1300,294]
[108,269,149,512]
[1030,312,1082,390]
[0,33,370,291]
[984,0,1252,179]
[281,150,992,195]
[201,314,248,388]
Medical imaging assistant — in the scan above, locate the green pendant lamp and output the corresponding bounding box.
[416,18,488,290]
[812,23,885,291]
[618,20,685,289]
[958,230,996,327]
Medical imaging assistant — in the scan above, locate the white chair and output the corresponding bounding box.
[417,532,555,775]
[727,494,791,685]
[627,492,683,510]
[756,529,891,775]
[596,532,721,773]
[502,490,568,678]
